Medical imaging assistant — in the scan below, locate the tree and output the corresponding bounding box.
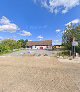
[62,24,80,54]
[17,39,28,48]
[1,39,17,50]
[17,39,24,48]
[23,39,28,48]
[0,39,28,54]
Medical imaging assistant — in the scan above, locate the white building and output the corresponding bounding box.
[27,40,52,50]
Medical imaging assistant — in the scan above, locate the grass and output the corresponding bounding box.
[0,49,20,56]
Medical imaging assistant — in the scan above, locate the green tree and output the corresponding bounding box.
[0,42,11,53]
[1,39,17,50]
[62,24,80,54]
[23,39,28,48]
[17,39,24,48]
[0,39,28,54]
[17,39,28,48]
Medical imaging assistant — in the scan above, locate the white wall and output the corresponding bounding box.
[32,46,52,50]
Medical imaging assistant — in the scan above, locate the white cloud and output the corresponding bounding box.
[54,9,59,14]
[0,24,19,33]
[0,16,10,25]
[37,35,43,39]
[56,29,61,32]
[0,16,19,32]
[37,35,44,40]
[20,30,32,36]
[62,9,68,14]
[34,0,80,14]
[28,40,32,41]
[72,19,80,24]
[65,19,80,26]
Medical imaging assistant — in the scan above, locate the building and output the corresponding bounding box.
[27,40,52,50]
[53,45,64,50]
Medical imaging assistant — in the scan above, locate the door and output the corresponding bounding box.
[40,47,43,50]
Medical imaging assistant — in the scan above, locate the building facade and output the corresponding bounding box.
[53,45,64,50]
[27,40,52,50]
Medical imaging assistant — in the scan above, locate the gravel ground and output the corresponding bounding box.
[4,49,55,56]
[0,56,80,92]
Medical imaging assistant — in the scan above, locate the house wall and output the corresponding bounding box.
[32,46,52,50]
[54,46,64,49]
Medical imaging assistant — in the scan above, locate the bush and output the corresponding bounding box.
[0,39,28,55]
[60,50,70,56]
[76,46,80,55]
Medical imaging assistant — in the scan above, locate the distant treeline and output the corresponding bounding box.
[0,39,28,54]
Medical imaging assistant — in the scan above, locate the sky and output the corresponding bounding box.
[0,0,80,45]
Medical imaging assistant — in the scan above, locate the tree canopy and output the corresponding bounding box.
[0,39,28,54]
[62,24,80,54]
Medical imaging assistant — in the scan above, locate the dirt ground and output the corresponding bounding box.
[0,56,80,92]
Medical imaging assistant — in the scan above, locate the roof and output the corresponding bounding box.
[27,40,52,46]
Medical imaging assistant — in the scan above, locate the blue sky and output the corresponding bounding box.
[0,0,80,45]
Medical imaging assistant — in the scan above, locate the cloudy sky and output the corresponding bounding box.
[0,0,80,45]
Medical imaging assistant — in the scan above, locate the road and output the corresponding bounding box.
[0,56,80,92]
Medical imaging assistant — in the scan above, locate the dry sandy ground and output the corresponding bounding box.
[0,56,80,92]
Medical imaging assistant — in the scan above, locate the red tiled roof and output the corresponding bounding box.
[27,40,52,46]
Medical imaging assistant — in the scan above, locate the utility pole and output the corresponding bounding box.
[72,37,78,59]
[72,37,75,59]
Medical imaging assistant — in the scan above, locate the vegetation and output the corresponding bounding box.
[0,39,28,54]
[62,24,80,55]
